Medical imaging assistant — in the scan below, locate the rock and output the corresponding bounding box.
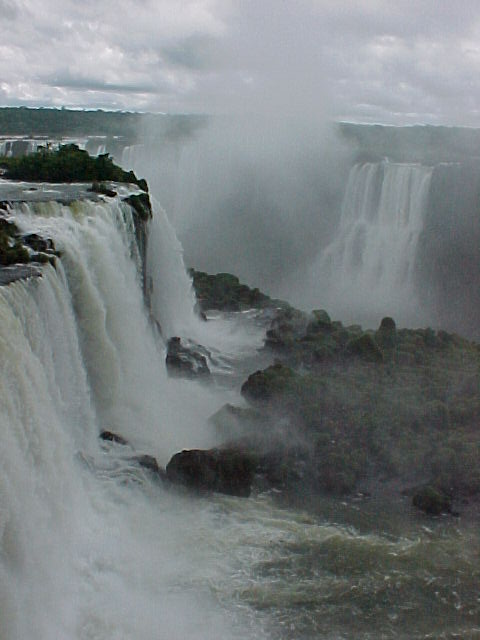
[345,333,383,363]
[100,430,129,445]
[166,448,255,497]
[134,454,162,474]
[22,233,56,254]
[166,337,210,377]
[0,263,42,285]
[306,309,332,335]
[241,362,296,403]
[189,269,272,312]
[412,485,452,515]
[265,306,308,350]
[375,316,397,350]
[89,182,117,198]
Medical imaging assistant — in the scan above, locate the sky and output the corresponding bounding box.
[1,0,480,125]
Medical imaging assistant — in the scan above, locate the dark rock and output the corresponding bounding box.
[375,316,397,350]
[189,269,272,312]
[412,485,452,515]
[100,430,129,445]
[89,182,117,197]
[166,337,210,377]
[23,234,54,254]
[265,306,308,350]
[124,192,152,221]
[306,309,332,335]
[241,362,296,403]
[134,454,161,474]
[166,448,255,497]
[345,332,384,363]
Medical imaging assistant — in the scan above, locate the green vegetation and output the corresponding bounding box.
[189,269,281,311]
[227,308,480,502]
[0,144,147,188]
[0,106,207,140]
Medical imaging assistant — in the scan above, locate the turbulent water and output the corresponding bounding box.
[0,195,479,639]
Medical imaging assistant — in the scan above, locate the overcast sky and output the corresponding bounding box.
[1,0,480,124]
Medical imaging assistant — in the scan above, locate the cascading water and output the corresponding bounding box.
[146,198,198,339]
[0,196,273,639]
[305,161,434,327]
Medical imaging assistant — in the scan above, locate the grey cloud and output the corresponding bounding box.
[2,0,480,123]
[44,71,159,95]
[161,34,221,70]
[0,0,18,20]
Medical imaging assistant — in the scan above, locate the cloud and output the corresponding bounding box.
[1,0,480,123]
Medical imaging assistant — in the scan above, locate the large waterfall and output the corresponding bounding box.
[0,197,268,639]
[299,161,434,327]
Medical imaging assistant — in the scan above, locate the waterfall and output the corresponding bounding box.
[0,196,259,639]
[146,199,198,339]
[308,161,433,327]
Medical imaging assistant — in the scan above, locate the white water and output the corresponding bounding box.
[303,161,433,327]
[0,197,273,639]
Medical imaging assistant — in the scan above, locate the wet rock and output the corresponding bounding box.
[166,337,210,377]
[22,233,56,254]
[265,306,308,350]
[189,269,272,312]
[166,448,255,497]
[306,309,332,335]
[134,454,165,477]
[375,316,397,350]
[100,430,129,445]
[241,362,296,403]
[412,485,452,515]
[0,263,42,285]
[345,332,383,363]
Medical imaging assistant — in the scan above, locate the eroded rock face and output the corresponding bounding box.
[166,448,255,497]
[166,337,210,377]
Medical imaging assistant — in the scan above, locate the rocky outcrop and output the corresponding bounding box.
[99,430,166,479]
[166,337,210,377]
[412,485,453,515]
[166,447,255,497]
[100,430,129,445]
[188,269,279,312]
[345,333,384,363]
[241,363,296,403]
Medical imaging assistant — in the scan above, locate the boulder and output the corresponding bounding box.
[265,306,308,350]
[412,485,452,515]
[375,316,397,350]
[166,337,210,377]
[241,362,296,403]
[22,233,56,254]
[166,448,255,497]
[306,309,332,335]
[100,430,129,445]
[345,333,383,363]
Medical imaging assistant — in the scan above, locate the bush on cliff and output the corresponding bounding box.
[0,144,148,189]
[189,269,276,311]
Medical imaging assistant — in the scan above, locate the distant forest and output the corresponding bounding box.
[0,107,207,142]
[339,121,480,163]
